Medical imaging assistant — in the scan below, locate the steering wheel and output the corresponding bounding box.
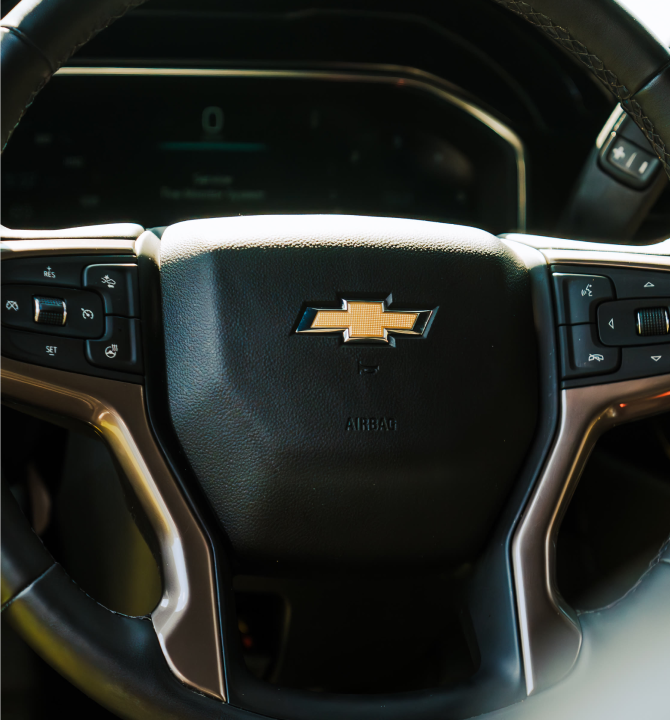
[1,1,669,719]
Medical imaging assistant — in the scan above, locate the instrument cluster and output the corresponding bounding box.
[2,70,522,233]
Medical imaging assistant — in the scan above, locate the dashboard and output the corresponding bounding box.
[2,68,521,233]
[0,0,666,243]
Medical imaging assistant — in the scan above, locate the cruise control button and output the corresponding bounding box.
[1,257,85,287]
[86,316,143,373]
[597,298,670,346]
[553,273,614,324]
[618,345,670,380]
[559,324,620,379]
[83,264,139,317]
[1,327,85,372]
[1,285,104,338]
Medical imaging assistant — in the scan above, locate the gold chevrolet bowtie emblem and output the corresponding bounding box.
[296,296,437,346]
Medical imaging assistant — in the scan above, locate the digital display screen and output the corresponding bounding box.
[2,72,519,232]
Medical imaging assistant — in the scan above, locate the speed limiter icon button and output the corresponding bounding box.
[86,316,143,374]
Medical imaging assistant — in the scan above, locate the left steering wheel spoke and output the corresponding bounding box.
[1,224,227,701]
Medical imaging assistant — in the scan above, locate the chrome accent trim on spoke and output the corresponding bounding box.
[596,105,626,150]
[1,238,137,258]
[501,233,670,258]
[56,64,528,231]
[0,223,144,240]
[539,248,671,269]
[1,242,226,702]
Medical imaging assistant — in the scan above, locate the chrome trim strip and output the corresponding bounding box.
[596,105,626,150]
[1,244,226,702]
[540,249,671,269]
[1,223,144,240]
[501,233,670,257]
[1,239,137,257]
[506,237,670,695]
[56,65,527,231]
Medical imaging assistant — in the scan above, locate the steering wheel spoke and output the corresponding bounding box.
[503,234,670,695]
[1,228,226,701]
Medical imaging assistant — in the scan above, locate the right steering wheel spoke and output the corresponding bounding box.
[503,233,670,695]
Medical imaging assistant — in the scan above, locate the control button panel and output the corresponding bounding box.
[553,273,614,324]
[86,317,143,373]
[2,285,103,338]
[83,264,139,317]
[553,264,670,387]
[559,324,620,378]
[597,299,670,346]
[1,255,142,382]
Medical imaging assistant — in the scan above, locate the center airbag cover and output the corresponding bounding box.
[160,215,537,570]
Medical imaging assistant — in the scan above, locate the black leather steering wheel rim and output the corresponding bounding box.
[0,2,669,720]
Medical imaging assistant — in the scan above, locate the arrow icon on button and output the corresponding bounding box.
[644,282,655,288]
[608,318,614,329]
[651,355,662,362]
